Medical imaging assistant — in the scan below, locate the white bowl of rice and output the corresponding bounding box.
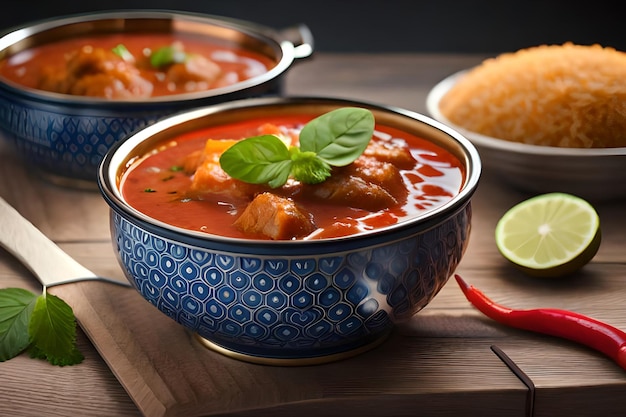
[426,43,626,202]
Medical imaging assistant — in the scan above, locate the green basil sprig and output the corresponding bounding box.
[150,45,188,68]
[219,107,375,188]
[112,43,187,67]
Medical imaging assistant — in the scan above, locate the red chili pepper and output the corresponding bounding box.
[454,274,626,371]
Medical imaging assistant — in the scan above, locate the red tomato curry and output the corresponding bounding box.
[0,33,275,98]
[120,115,465,240]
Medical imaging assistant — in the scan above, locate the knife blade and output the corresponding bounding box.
[0,196,130,287]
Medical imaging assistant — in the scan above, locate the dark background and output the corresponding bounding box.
[2,0,624,53]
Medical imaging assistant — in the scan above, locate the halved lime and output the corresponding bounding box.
[495,193,601,277]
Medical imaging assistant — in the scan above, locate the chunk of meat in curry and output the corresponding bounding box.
[183,138,267,199]
[303,171,397,212]
[38,46,154,99]
[185,131,417,240]
[233,192,317,240]
[326,155,409,205]
[165,54,222,91]
[37,44,223,98]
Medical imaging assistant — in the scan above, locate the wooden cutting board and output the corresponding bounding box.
[48,275,528,417]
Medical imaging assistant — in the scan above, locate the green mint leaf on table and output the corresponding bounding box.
[0,288,37,361]
[29,340,84,366]
[29,289,84,366]
[219,107,374,188]
[0,287,83,366]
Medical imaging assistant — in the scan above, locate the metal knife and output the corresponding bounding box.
[0,196,129,287]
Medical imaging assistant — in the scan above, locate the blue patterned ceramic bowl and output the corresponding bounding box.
[0,10,313,188]
[98,97,481,365]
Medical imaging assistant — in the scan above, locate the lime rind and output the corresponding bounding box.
[495,192,601,276]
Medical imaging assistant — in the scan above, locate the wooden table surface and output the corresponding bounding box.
[2,52,626,417]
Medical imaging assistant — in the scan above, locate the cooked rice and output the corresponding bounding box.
[439,43,626,148]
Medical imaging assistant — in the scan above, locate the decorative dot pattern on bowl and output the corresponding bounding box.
[0,99,161,186]
[112,204,471,364]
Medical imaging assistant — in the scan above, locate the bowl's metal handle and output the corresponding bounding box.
[278,23,314,60]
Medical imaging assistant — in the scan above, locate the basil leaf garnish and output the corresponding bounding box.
[150,45,188,68]
[219,107,374,187]
[299,107,375,166]
[219,135,293,188]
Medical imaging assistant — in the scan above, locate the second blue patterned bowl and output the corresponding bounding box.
[0,10,312,188]
[97,96,481,365]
